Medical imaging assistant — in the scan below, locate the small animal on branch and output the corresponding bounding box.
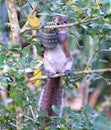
[38,15,73,127]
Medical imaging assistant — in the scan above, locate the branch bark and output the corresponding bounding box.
[27,68,111,82]
[6,1,23,129]
[20,16,98,33]
[6,0,22,46]
[83,36,95,106]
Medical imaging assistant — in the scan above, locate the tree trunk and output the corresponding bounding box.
[6,0,23,129]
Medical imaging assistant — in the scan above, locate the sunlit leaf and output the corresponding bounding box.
[52,105,60,115]
[33,67,43,87]
[68,0,73,6]
[28,15,41,28]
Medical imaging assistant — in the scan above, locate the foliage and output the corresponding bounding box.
[0,0,111,129]
[0,43,39,129]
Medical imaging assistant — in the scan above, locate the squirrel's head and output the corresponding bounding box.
[55,16,70,25]
[55,16,69,43]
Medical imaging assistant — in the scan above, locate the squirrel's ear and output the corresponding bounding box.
[67,16,70,22]
[64,16,70,23]
[55,16,60,24]
[62,16,70,23]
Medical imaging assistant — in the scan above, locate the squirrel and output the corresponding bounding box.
[38,16,73,117]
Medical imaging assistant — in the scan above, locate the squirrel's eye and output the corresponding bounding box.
[64,20,67,23]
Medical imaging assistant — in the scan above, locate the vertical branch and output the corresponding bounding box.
[6,0,22,46]
[26,96,36,119]
[31,2,39,60]
[6,0,23,130]
[83,36,95,106]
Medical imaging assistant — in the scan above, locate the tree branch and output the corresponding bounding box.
[6,1,23,129]
[26,96,36,120]
[20,3,38,34]
[27,68,111,83]
[20,17,99,33]
[6,0,22,46]
[1,68,111,83]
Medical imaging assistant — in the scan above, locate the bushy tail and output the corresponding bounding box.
[39,77,62,116]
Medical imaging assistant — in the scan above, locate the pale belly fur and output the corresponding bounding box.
[44,44,73,74]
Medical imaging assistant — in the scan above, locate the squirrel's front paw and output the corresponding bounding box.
[47,71,54,78]
[64,70,71,75]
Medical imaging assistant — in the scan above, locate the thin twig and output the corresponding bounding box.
[85,47,98,70]
[0,71,8,77]
[24,115,37,123]
[27,0,33,10]
[20,3,38,33]
[9,123,17,128]
[26,96,36,119]
[94,0,102,11]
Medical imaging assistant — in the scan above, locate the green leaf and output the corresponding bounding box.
[9,45,21,54]
[23,88,30,97]
[59,117,66,124]
[69,111,79,118]
[0,42,8,49]
[39,110,48,116]
[52,105,60,115]
[63,106,71,115]
[96,114,109,122]
[10,45,20,49]
[22,47,29,57]
[84,105,92,113]
[34,42,43,56]
[14,92,22,106]
[10,91,16,98]
[83,0,88,6]
[44,6,52,13]
[44,127,49,130]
